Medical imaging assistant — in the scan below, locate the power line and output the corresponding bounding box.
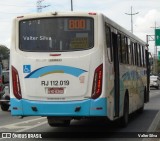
[0,3,34,7]
[37,0,50,13]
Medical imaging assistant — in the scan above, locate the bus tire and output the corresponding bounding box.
[156,85,159,90]
[137,88,145,114]
[1,103,9,111]
[137,105,144,114]
[120,95,129,127]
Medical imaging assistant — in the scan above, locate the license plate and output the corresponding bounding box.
[48,87,64,94]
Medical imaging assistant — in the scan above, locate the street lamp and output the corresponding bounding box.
[37,0,50,13]
[125,6,139,33]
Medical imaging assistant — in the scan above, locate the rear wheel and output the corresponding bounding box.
[137,88,145,114]
[120,95,129,127]
[1,103,9,111]
[137,105,144,114]
[156,85,159,89]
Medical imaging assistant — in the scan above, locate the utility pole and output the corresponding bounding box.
[146,35,154,74]
[125,6,139,33]
[150,22,160,74]
[71,0,73,11]
[37,0,50,13]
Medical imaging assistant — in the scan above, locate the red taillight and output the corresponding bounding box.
[0,86,3,92]
[88,12,97,15]
[49,54,61,56]
[12,66,22,99]
[0,76,2,83]
[91,64,103,99]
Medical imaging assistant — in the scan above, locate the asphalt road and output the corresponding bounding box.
[0,89,160,141]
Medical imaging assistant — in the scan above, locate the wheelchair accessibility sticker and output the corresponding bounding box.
[23,65,31,73]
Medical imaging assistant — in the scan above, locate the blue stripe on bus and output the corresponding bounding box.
[11,98,107,116]
[25,65,87,78]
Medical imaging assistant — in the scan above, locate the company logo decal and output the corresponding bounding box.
[25,65,87,78]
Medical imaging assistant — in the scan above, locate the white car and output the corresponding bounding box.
[150,75,160,89]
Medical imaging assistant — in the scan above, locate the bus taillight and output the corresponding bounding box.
[0,76,2,83]
[91,64,103,99]
[12,66,22,99]
[88,12,97,15]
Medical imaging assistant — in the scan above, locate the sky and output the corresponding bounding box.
[0,0,160,55]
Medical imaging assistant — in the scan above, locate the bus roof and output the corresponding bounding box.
[103,14,146,46]
[16,11,146,46]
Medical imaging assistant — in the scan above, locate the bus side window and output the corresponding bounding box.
[138,44,142,67]
[139,45,142,67]
[141,46,145,67]
[134,43,138,66]
[126,37,129,64]
[121,34,125,64]
[144,47,146,67]
[121,35,129,64]
[128,38,132,65]
[137,44,140,66]
[118,33,122,63]
[105,25,112,61]
[132,42,135,65]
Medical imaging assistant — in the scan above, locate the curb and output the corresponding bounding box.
[147,110,160,132]
[142,110,160,141]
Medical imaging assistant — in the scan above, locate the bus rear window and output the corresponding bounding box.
[19,17,94,52]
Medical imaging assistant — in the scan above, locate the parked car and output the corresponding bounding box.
[150,75,160,89]
[0,70,10,111]
[0,65,4,99]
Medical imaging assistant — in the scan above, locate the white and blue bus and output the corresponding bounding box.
[10,12,150,127]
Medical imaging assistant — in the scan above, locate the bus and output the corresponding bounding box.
[10,11,150,127]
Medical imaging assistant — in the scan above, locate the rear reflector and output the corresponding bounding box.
[12,66,22,99]
[91,64,103,99]
[13,107,18,110]
[50,54,61,56]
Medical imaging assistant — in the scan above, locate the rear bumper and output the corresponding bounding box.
[11,98,107,117]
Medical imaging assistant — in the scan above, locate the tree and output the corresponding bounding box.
[0,45,10,60]
[0,45,10,69]
[157,60,160,74]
